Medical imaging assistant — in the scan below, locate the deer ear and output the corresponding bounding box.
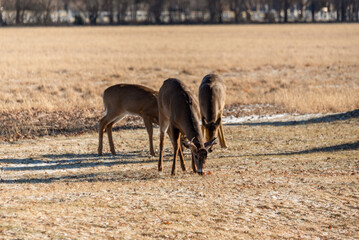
[202,117,208,126]
[204,137,217,150]
[183,138,197,151]
[215,117,221,126]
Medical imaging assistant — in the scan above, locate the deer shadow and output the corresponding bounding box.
[1,151,155,172]
[1,151,180,184]
[251,140,359,157]
[225,109,359,127]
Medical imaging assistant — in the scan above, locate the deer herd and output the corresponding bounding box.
[98,74,227,176]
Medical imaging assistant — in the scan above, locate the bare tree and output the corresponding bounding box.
[284,0,288,22]
[41,0,55,24]
[82,0,100,24]
[115,0,129,24]
[15,0,32,24]
[206,0,223,23]
[103,0,114,24]
[193,0,207,23]
[297,0,308,21]
[147,0,164,23]
[0,0,4,25]
[229,0,240,22]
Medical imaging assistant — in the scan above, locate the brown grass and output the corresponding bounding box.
[1,24,358,114]
[1,116,358,239]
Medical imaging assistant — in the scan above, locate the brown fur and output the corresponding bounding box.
[98,84,159,156]
[158,78,215,175]
[199,74,228,148]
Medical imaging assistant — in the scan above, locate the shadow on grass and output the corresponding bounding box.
[225,109,359,127]
[1,169,163,184]
[256,140,359,156]
[1,151,182,184]
[1,151,163,172]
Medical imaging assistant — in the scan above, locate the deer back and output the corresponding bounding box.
[158,78,202,144]
[198,74,226,123]
[103,84,159,124]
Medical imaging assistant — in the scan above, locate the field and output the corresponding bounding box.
[1,114,359,239]
[1,24,359,239]
[0,24,359,140]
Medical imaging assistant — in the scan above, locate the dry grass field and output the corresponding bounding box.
[1,114,358,239]
[0,24,359,140]
[1,24,359,239]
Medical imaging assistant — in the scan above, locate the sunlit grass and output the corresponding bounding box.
[0,24,358,113]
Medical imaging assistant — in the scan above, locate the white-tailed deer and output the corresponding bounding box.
[199,74,228,148]
[98,84,159,156]
[158,78,216,175]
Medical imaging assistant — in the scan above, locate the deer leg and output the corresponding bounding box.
[169,126,181,176]
[178,142,186,172]
[107,113,126,155]
[98,114,117,156]
[219,122,228,148]
[98,116,108,156]
[143,116,155,156]
[191,152,197,173]
[158,131,165,172]
[158,115,169,172]
[100,113,125,156]
[106,122,116,155]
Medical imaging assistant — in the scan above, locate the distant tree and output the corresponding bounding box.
[272,0,290,23]
[206,0,224,23]
[310,0,317,21]
[310,0,328,22]
[129,0,137,23]
[15,0,31,24]
[165,0,191,23]
[62,0,71,12]
[103,0,114,24]
[0,0,4,25]
[147,0,164,24]
[229,0,252,23]
[354,0,359,21]
[283,0,289,22]
[115,0,129,24]
[297,0,309,21]
[84,0,100,24]
[192,0,207,23]
[338,0,359,22]
[38,0,54,24]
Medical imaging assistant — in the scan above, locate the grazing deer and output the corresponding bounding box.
[199,74,228,148]
[158,78,216,175]
[98,84,159,156]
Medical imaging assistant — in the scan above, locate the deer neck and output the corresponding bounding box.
[181,120,204,149]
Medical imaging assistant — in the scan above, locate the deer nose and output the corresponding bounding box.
[197,169,204,175]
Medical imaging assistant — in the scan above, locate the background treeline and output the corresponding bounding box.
[0,0,358,26]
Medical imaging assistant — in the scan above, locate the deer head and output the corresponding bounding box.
[184,137,217,175]
[202,117,221,142]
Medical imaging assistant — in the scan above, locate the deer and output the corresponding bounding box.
[157,78,216,175]
[98,84,159,157]
[198,74,228,148]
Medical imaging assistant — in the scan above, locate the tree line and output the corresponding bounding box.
[0,0,358,26]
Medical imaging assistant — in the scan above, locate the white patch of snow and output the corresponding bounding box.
[222,113,326,124]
